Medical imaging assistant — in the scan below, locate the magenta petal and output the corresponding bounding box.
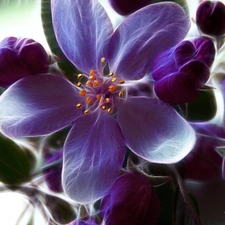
[108,2,190,80]
[0,75,82,138]
[51,0,113,74]
[62,111,126,204]
[117,97,196,163]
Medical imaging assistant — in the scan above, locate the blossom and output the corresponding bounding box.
[0,0,195,203]
[100,172,160,225]
[0,37,49,88]
[152,37,215,104]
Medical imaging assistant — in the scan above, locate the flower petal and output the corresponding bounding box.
[62,111,126,204]
[0,75,82,138]
[117,97,196,163]
[108,2,190,80]
[51,0,113,74]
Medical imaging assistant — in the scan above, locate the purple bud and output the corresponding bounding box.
[44,149,63,193]
[152,37,215,104]
[182,123,223,181]
[192,37,215,67]
[196,1,225,36]
[0,37,49,88]
[109,0,150,16]
[100,172,160,225]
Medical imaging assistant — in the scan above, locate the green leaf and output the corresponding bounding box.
[41,0,80,81]
[187,90,217,122]
[44,193,77,224]
[0,135,36,185]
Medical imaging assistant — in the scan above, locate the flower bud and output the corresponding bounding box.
[0,37,49,88]
[44,149,63,193]
[109,0,150,16]
[152,37,215,104]
[196,1,225,36]
[182,123,223,181]
[100,172,160,225]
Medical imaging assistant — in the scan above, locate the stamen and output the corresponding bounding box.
[108,85,117,93]
[78,74,83,79]
[108,108,113,114]
[111,77,117,82]
[119,80,125,84]
[109,72,114,77]
[77,82,82,87]
[105,98,111,103]
[90,70,96,76]
[101,57,105,63]
[93,80,101,86]
[86,80,93,87]
[86,97,93,104]
[96,94,101,101]
[89,74,96,80]
[76,103,82,109]
[84,109,90,114]
[79,89,87,97]
[101,105,107,110]
[119,91,124,97]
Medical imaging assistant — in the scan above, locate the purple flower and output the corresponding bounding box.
[0,0,195,203]
[196,1,225,37]
[100,172,160,225]
[0,37,49,88]
[152,37,215,104]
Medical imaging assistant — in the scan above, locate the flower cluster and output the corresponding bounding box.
[0,0,225,224]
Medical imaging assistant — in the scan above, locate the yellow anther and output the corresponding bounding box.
[79,89,87,97]
[119,91,124,97]
[76,103,82,109]
[109,72,114,77]
[108,108,113,114]
[93,80,101,86]
[108,85,117,93]
[101,105,107,110]
[105,98,111,103]
[78,74,83,79]
[89,74,96,80]
[101,57,105,63]
[111,77,117,82]
[85,97,93,104]
[119,80,125,84]
[96,94,101,101]
[90,70,96,76]
[77,82,82,87]
[86,80,93,87]
[84,109,90,114]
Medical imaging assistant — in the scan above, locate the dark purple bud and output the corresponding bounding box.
[109,0,150,16]
[100,172,160,225]
[182,123,223,181]
[192,37,215,67]
[154,60,209,104]
[44,149,63,193]
[196,1,225,36]
[0,37,49,88]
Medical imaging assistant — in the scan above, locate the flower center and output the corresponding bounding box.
[75,58,126,115]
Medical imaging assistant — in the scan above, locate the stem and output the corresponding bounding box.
[169,165,202,225]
